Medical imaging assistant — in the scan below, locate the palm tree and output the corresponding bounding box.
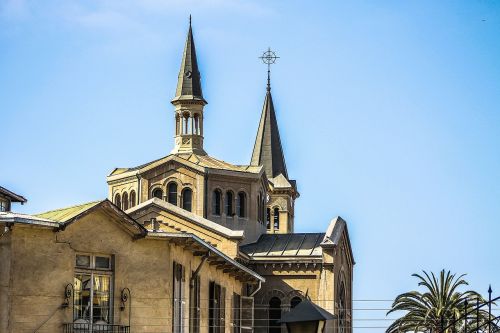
[386,270,496,333]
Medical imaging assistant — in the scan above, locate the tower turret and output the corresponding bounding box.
[171,17,207,155]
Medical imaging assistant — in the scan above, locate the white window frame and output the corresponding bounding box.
[74,253,114,327]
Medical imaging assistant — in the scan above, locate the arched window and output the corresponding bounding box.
[339,281,347,333]
[182,188,192,212]
[225,191,233,216]
[167,182,178,205]
[290,296,302,309]
[236,192,246,218]
[212,190,222,216]
[122,192,129,211]
[257,193,262,222]
[268,297,282,333]
[114,193,121,209]
[273,207,280,231]
[194,114,199,135]
[266,208,271,230]
[129,190,136,208]
[152,188,163,200]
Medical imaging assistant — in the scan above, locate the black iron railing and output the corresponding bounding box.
[63,323,130,333]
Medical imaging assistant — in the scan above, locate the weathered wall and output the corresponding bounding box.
[0,224,12,333]
[0,211,245,333]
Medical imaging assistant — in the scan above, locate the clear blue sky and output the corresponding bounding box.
[1,0,499,331]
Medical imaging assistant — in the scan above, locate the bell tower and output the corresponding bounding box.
[171,17,207,155]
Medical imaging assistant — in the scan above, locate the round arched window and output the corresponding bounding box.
[167,182,178,205]
[152,188,163,200]
[182,188,192,212]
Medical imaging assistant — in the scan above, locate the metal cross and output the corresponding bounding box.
[259,48,279,90]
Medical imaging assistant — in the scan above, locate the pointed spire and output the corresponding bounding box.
[172,16,206,104]
[250,85,288,179]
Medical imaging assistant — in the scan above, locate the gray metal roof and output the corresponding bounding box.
[240,233,325,258]
[0,186,27,203]
[250,88,288,179]
[171,19,206,104]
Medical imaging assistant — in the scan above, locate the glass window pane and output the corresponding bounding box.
[93,275,111,324]
[95,256,110,269]
[74,273,92,322]
[76,255,91,268]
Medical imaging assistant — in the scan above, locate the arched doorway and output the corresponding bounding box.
[269,297,282,333]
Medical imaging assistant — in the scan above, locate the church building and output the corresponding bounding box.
[0,20,354,333]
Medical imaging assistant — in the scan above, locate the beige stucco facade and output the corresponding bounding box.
[0,203,261,333]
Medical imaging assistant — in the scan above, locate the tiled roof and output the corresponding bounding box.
[240,233,325,258]
[35,201,101,222]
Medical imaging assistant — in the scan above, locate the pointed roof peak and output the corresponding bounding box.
[250,86,288,179]
[171,18,206,104]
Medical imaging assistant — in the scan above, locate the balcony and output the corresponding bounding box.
[63,323,130,333]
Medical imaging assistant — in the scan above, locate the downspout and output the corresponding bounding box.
[191,253,209,285]
[137,174,142,205]
[249,280,262,297]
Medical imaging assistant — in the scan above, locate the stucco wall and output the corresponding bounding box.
[0,210,246,333]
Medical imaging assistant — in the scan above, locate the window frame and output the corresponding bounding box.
[212,190,222,216]
[73,253,114,326]
[236,192,246,218]
[182,188,193,212]
[152,188,163,200]
[168,182,178,206]
[225,191,234,216]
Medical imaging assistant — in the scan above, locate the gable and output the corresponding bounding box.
[128,198,242,258]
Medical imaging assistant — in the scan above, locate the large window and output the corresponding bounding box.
[129,191,136,208]
[257,194,261,222]
[212,190,222,216]
[182,188,193,212]
[209,282,225,333]
[225,191,233,216]
[232,293,241,333]
[273,208,280,231]
[114,194,121,209]
[168,182,178,205]
[189,274,200,333]
[236,192,245,218]
[152,188,163,200]
[173,262,185,333]
[73,254,112,327]
[122,192,129,211]
[338,281,347,333]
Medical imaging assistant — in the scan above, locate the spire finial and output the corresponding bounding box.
[259,48,279,92]
[189,14,192,27]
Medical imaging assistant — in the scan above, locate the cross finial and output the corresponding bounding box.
[259,48,279,92]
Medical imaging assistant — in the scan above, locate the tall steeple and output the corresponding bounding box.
[171,16,207,155]
[250,77,288,179]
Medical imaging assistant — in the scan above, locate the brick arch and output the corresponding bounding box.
[258,289,286,305]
